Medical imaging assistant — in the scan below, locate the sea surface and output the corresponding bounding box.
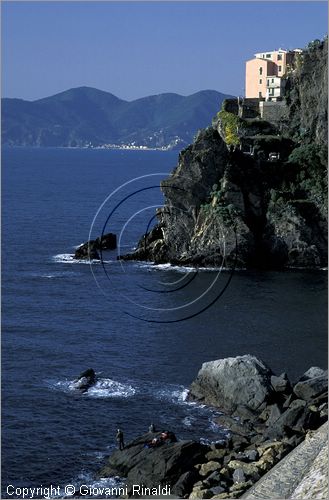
[2,147,327,497]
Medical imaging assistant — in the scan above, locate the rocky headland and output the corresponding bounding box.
[100,355,328,498]
[121,38,328,269]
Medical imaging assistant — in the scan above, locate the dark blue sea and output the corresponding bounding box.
[2,147,327,497]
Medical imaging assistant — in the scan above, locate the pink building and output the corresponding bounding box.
[245,49,301,100]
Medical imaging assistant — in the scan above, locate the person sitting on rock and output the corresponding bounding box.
[116,429,124,450]
[149,423,156,433]
[151,437,161,447]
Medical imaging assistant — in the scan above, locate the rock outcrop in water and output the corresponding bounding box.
[100,355,328,498]
[121,38,327,269]
[72,368,96,392]
[74,233,117,260]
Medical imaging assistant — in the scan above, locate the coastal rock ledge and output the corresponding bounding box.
[99,355,327,499]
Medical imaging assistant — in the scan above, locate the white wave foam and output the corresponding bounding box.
[181,388,189,401]
[87,378,136,398]
[136,262,244,273]
[52,254,113,264]
[55,472,125,499]
[208,420,223,432]
[22,270,80,279]
[75,472,125,488]
[47,377,136,398]
[182,416,195,427]
[40,271,79,279]
[153,385,194,406]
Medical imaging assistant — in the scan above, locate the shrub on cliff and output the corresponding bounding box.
[287,144,327,210]
[216,110,240,146]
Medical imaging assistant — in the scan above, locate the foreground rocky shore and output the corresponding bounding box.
[100,355,328,498]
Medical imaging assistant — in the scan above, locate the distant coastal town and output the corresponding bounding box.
[82,136,185,151]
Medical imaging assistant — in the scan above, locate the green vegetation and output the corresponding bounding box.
[287,144,328,209]
[201,182,241,226]
[307,39,322,51]
[216,110,240,146]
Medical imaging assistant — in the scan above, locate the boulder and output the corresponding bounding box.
[227,460,259,477]
[271,373,291,394]
[172,470,198,498]
[266,404,283,427]
[206,448,227,461]
[264,399,308,439]
[189,355,274,416]
[219,467,231,481]
[256,448,276,470]
[232,468,246,484]
[210,485,226,496]
[283,393,295,408]
[298,367,326,381]
[293,373,328,401]
[203,471,222,488]
[199,460,221,477]
[228,434,250,451]
[256,441,287,457]
[244,449,259,462]
[229,480,253,493]
[100,432,209,496]
[215,415,255,437]
[189,486,213,499]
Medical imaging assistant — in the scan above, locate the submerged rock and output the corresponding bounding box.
[72,368,96,392]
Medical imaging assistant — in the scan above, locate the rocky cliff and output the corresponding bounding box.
[123,38,328,269]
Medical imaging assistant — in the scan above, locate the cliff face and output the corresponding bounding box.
[283,38,328,148]
[123,39,328,269]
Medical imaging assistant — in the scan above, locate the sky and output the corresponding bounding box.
[1,1,328,101]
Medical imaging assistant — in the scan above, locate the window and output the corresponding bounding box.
[277,54,282,61]
[266,53,271,58]
[278,65,282,72]
[259,79,262,84]
[259,91,262,98]
[272,78,274,83]
[267,80,270,85]
[259,67,263,75]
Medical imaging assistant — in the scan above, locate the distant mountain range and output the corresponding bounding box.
[1,87,232,149]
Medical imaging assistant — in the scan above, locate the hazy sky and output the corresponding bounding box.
[2,1,328,101]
